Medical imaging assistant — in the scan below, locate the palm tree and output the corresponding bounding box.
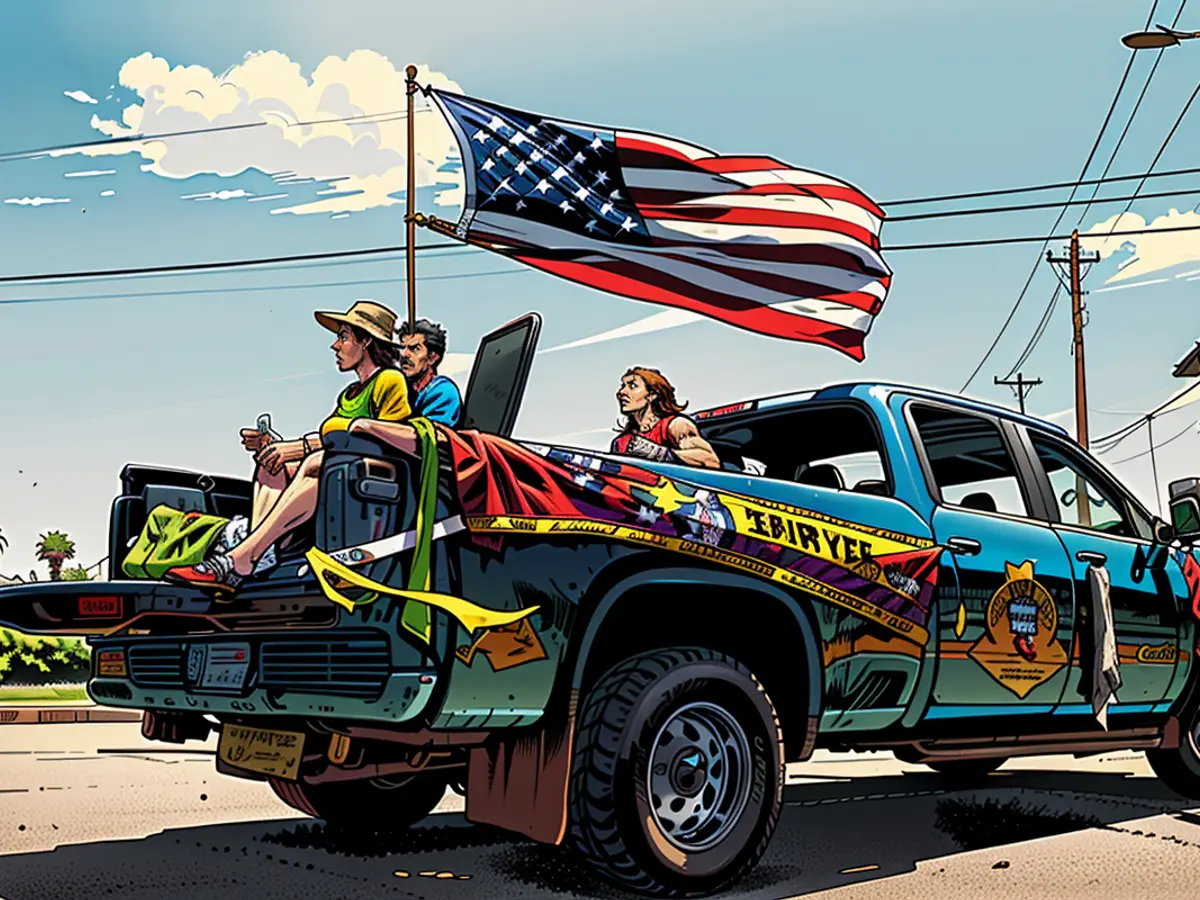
[0,527,8,556]
[61,566,91,581]
[35,531,76,582]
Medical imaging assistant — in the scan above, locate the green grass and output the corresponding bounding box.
[0,684,90,704]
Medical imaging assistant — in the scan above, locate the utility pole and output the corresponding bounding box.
[1047,230,1101,527]
[994,372,1042,414]
[1047,230,1102,449]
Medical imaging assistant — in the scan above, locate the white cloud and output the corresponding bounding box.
[4,196,70,206]
[63,169,116,178]
[63,89,98,104]
[541,308,704,354]
[100,190,115,197]
[180,188,255,201]
[1083,209,1200,283]
[439,352,475,377]
[51,51,466,216]
[247,193,289,203]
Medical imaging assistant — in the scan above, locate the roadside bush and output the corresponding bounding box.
[0,629,90,685]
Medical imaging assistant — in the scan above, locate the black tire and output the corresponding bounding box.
[270,772,449,830]
[925,757,1006,779]
[567,647,784,898]
[1147,687,1200,798]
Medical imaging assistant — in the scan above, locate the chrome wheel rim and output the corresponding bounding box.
[646,701,751,851]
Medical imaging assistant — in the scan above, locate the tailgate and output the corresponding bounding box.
[0,580,211,635]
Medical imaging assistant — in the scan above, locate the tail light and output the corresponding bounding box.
[97,650,127,678]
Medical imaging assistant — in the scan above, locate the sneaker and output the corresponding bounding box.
[165,553,244,591]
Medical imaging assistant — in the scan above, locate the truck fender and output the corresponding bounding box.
[569,566,823,733]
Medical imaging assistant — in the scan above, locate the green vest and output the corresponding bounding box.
[335,371,381,421]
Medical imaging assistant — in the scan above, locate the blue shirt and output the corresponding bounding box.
[412,375,463,427]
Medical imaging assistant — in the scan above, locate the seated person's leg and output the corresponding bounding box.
[251,459,302,529]
[167,452,324,589]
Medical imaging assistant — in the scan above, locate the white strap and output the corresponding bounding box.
[324,515,467,567]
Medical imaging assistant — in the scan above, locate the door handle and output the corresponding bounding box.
[1075,550,1107,567]
[946,537,982,556]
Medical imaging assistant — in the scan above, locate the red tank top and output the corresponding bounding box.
[611,416,677,454]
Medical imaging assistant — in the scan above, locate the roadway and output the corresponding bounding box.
[1,722,1198,899]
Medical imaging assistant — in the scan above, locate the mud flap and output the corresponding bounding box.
[465,691,576,845]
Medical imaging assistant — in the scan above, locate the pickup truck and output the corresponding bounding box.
[5,313,1200,899]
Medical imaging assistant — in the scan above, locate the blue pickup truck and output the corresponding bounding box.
[4,318,1200,898]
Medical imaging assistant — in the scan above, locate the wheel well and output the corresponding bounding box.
[574,578,821,761]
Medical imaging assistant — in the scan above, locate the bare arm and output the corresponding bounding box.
[668,417,720,469]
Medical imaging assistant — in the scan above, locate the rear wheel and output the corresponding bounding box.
[567,647,784,898]
[1147,688,1200,798]
[269,772,449,830]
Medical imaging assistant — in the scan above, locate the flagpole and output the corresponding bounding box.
[405,64,418,332]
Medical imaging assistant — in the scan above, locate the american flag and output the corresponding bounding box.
[428,90,891,360]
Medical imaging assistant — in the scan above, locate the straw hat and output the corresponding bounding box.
[314,300,398,344]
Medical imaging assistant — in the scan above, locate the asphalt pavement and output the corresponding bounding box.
[1,723,1198,899]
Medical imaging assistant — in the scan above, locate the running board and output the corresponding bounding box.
[868,718,1179,762]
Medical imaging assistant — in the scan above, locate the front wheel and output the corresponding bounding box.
[270,771,449,831]
[568,647,784,898]
[1147,689,1200,798]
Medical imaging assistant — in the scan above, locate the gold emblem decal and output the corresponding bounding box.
[968,561,1067,698]
[1136,643,1178,665]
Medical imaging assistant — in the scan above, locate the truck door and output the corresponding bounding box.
[908,403,1075,718]
[1020,430,1188,715]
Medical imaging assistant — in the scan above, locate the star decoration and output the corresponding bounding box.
[644,478,696,516]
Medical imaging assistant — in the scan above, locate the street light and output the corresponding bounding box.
[1122,24,1200,48]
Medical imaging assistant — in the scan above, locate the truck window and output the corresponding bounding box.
[1028,434,1153,540]
[700,403,890,494]
[911,405,1028,516]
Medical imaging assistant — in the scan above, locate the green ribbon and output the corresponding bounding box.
[399,416,438,642]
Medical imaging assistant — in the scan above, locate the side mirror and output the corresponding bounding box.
[1168,478,1200,543]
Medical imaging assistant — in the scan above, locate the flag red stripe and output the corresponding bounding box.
[639,204,881,249]
[693,156,788,173]
[615,136,698,163]
[626,236,888,276]
[515,255,867,360]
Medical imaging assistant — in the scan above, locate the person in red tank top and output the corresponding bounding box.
[610,367,720,469]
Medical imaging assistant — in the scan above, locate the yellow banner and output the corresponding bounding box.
[464,515,931,644]
[305,547,539,633]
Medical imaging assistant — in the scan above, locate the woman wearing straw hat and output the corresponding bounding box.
[166,300,412,591]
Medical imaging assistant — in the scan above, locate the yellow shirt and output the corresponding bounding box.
[320,368,412,437]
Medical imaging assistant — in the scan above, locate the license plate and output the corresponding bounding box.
[187,643,251,691]
[218,725,305,780]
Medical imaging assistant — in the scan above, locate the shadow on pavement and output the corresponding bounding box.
[0,768,1194,900]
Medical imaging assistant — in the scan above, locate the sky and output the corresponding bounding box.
[3,0,1200,578]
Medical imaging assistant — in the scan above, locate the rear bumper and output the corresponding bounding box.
[87,630,440,724]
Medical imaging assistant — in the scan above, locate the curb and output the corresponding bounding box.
[0,706,142,725]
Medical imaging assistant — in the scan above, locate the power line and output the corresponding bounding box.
[0,240,461,284]
[0,106,421,164]
[1002,0,1186,381]
[1107,417,1196,464]
[954,8,1148,393]
[887,184,1200,222]
[1103,78,1200,238]
[1074,0,1187,227]
[889,221,1200,251]
[3,220,1200,289]
[0,266,529,308]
